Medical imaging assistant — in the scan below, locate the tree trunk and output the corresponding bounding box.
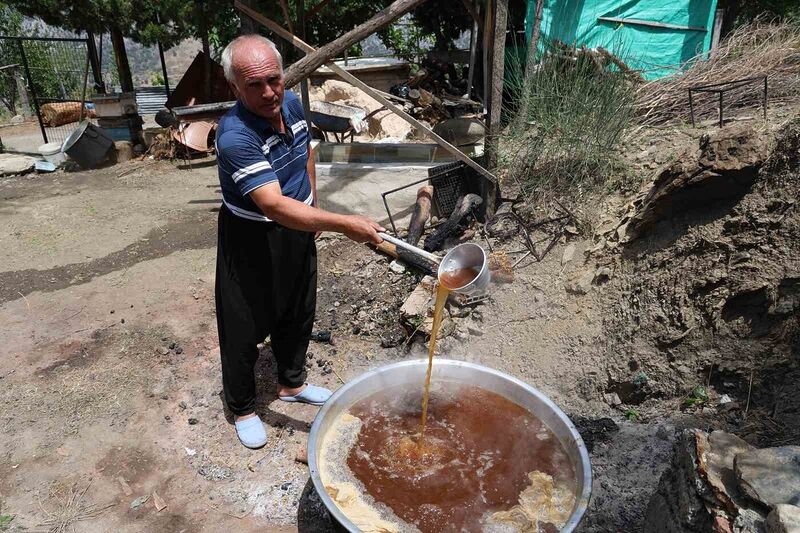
[238,0,258,33]
[720,0,741,40]
[284,0,429,87]
[110,27,134,93]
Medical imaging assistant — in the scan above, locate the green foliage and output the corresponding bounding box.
[683,385,709,408]
[149,70,164,86]
[623,408,640,421]
[503,41,638,196]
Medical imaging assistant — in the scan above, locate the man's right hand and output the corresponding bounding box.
[342,215,384,245]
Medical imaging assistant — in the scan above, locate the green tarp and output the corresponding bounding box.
[525,0,719,79]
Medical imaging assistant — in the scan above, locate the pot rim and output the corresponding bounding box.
[307,358,592,532]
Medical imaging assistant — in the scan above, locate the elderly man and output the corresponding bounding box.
[216,35,383,449]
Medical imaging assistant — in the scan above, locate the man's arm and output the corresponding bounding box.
[250,182,383,244]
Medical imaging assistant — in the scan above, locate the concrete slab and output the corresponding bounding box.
[315,163,436,230]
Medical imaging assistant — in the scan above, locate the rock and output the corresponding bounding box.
[645,430,766,533]
[565,271,594,295]
[625,124,769,240]
[734,508,767,533]
[697,431,755,513]
[719,394,733,405]
[113,141,135,163]
[593,267,613,285]
[179,401,187,410]
[130,494,150,509]
[767,504,800,533]
[400,275,435,321]
[156,346,169,355]
[187,417,198,425]
[561,243,577,265]
[603,393,622,407]
[9,114,24,125]
[388,260,406,274]
[0,153,35,176]
[735,446,800,508]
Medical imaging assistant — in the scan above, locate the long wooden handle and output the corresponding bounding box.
[378,232,440,264]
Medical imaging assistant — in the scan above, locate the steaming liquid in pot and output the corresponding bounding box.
[419,267,480,439]
[347,384,576,532]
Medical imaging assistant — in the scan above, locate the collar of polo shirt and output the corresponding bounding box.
[237,100,294,143]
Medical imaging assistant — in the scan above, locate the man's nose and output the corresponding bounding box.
[262,84,274,99]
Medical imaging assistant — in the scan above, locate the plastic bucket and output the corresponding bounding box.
[38,142,66,166]
[61,121,114,169]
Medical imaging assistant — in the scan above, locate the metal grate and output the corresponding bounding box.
[428,161,468,218]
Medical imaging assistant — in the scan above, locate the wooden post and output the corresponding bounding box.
[283,0,429,87]
[711,8,724,57]
[483,0,507,216]
[110,27,134,93]
[525,0,544,78]
[296,0,312,122]
[465,2,479,99]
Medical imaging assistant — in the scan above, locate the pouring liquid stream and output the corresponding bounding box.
[418,267,480,440]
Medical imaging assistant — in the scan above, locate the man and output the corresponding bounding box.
[216,35,383,449]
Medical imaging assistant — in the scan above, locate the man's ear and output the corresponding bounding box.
[229,81,240,98]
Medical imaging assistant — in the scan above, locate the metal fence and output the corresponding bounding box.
[0,36,99,145]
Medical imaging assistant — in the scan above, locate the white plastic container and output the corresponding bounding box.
[38,142,67,166]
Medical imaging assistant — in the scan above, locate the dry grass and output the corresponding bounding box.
[37,482,115,533]
[636,18,800,126]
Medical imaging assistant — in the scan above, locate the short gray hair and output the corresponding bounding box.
[221,34,283,83]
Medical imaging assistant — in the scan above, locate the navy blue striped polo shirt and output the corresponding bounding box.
[215,90,312,222]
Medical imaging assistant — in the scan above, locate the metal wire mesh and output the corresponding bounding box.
[0,36,93,145]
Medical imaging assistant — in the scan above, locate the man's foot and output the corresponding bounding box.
[278,384,332,406]
[234,413,268,449]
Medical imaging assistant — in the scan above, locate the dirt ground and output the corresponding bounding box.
[0,108,798,532]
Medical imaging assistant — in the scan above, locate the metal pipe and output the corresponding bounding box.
[378,232,440,264]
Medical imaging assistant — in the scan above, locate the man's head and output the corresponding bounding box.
[221,35,285,122]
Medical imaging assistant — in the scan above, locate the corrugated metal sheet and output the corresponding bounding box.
[135,86,168,115]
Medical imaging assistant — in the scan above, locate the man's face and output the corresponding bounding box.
[231,43,285,122]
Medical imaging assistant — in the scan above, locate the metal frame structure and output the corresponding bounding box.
[0,35,100,144]
[688,75,768,128]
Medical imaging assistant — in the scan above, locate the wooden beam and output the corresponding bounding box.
[597,16,707,32]
[459,0,482,27]
[235,1,499,186]
[281,0,429,88]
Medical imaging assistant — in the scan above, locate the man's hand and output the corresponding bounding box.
[341,215,384,245]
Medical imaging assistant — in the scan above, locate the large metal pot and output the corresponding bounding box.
[308,359,592,532]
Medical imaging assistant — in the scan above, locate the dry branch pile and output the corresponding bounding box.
[635,19,800,126]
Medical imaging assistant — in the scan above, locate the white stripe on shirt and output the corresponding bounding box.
[291,120,307,135]
[261,135,281,155]
[274,150,308,173]
[271,144,307,164]
[223,191,314,222]
[232,161,272,183]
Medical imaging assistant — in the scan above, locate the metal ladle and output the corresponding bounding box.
[378,233,490,297]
